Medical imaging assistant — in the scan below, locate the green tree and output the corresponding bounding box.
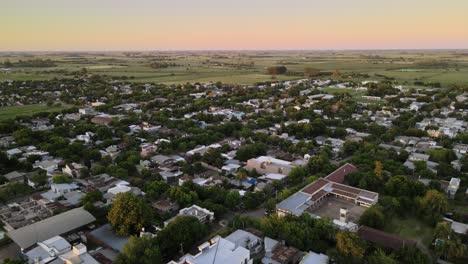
[30,171,48,187]
[288,167,309,185]
[420,190,448,223]
[367,249,398,264]
[2,259,25,264]
[359,205,385,229]
[144,181,169,200]
[336,231,366,259]
[235,143,267,161]
[224,190,241,209]
[116,236,162,264]
[107,193,152,236]
[156,216,209,260]
[52,174,72,184]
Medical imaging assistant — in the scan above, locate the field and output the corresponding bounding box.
[0,104,69,121]
[1,50,468,85]
[384,216,434,255]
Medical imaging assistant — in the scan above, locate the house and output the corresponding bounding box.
[50,183,80,196]
[25,236,99,264]
[159,170,182,184]
[300,251,329,264]
[62,113,81,121]
[90,114,113,126]
[169,235,253,264]
[3,171,25,183]
[164,205,214,226]
[78,173,120,193]
[262,237,302,264]
[151,154,175,166]
[140,143,157,157]
[186,144,222,156]
[222,163,241,173]
[453,143,468,158]
[443,217,468,236]
[246,156,305,176]
[6,148,22,158]
[259,173,288,183]
[447,178,460,198]
[75,132,95,145]
[62,162,86,178]
[33,159,63,175]
[152,199,179,216]
[104,184,142,203]
[87,223,129,253]
[408,153,430,162]
[224,229,263,255]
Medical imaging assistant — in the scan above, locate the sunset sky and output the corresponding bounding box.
[1,0,468,51]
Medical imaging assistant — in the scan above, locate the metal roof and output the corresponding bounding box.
[8,207,95,250]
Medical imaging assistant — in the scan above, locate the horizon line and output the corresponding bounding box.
[1,48,468,53]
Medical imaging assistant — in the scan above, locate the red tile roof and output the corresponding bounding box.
[358,226,416,250]
[325,163,358,183]
[302,178,329,195]
[332,189,358,199]
[311,189,328,202]
[331,183,361,195]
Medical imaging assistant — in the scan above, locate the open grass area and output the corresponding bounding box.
[384,216,434,248]
[0,104,69,121]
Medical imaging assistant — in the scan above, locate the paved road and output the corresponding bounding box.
[241,208,266,219]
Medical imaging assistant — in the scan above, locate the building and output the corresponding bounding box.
[168,235,253,264]
[0,200,53,231]
[164,205,214,226]
[104,184,142,203]
[224,229,263,255]
[357,226,416,250]
[78,173,120,193]
[62,162,86,178]
[262,237,302,264]
[50,183,80,196]
[276,164,378,218]
[87,223,129,253]
[300,251,329,264]
[447,178,461,198]
[3,171,25,183]
[90,114,112,126]
[25,236,99,264]
[7,207,96,251]
[152,199,179,216]
[246,156,305,176]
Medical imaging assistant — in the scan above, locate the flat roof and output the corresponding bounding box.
[277,192,311,216]
[8,207,95,249]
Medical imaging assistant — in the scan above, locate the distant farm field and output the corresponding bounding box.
[1,50,468,85]
[0,104,69,121]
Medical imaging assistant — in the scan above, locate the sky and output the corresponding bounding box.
[1,0,468,51]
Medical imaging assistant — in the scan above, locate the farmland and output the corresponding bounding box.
[0,104,69,121]
[1,50,468,85]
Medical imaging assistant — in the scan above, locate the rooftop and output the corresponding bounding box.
[8,207,95,249]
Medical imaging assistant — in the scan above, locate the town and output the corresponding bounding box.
[0,69,466,264]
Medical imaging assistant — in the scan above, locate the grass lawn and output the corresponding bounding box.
[384,216,434,248]
[0,104,69,121]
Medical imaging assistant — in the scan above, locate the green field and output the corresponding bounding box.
[384,216,434,252]
[0,104,69,121]
[1,50,468,85]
